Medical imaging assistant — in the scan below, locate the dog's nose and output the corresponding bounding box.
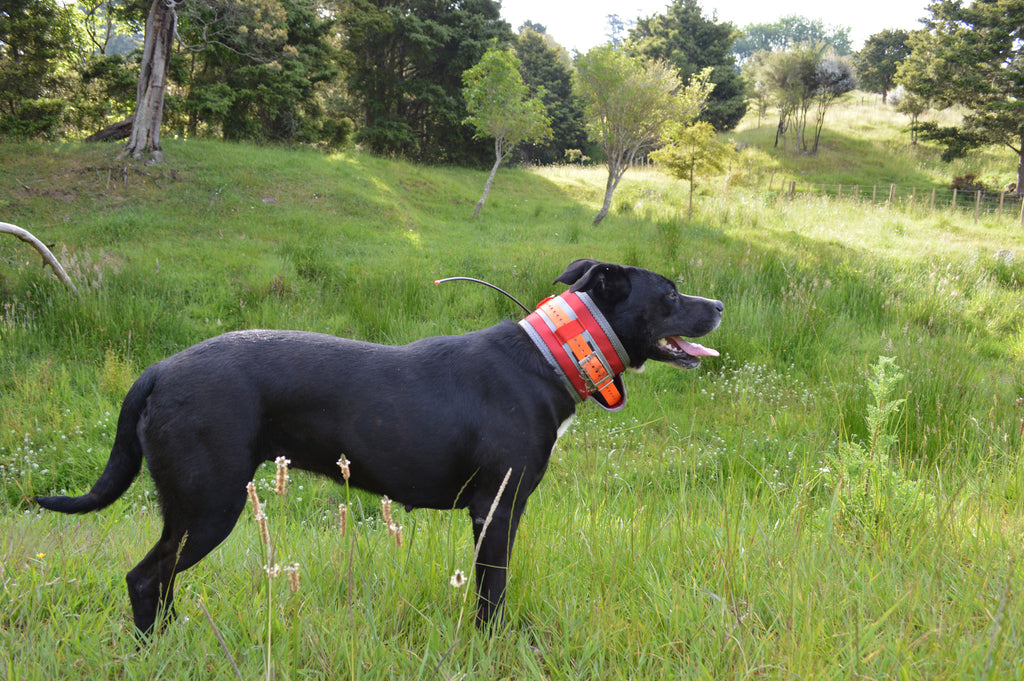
[713,299,724,313]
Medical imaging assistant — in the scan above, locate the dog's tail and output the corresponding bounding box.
[34,368,156,514]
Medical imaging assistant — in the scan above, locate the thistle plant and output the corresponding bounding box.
[817,356,934,541]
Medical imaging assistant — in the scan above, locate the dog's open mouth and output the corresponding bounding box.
[655,336,719,368]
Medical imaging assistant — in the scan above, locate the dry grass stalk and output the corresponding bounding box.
[246,481,270,545]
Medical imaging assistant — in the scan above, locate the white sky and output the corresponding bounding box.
[498,0,930,53]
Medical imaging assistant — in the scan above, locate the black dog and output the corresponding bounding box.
[35,259,722,635]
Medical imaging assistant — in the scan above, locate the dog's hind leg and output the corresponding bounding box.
[127,485,250,635]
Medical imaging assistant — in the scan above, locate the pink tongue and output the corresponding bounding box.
[677,339,719,357]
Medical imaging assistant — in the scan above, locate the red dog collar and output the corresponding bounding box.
[519,291,630,410]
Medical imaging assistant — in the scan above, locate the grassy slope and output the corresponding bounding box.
[1,102,1023,679]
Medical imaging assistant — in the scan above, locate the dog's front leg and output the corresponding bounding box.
[469,499,524,627]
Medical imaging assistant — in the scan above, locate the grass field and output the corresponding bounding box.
[1,100,1023,679]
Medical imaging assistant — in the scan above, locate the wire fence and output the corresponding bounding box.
[763,177,1024,224]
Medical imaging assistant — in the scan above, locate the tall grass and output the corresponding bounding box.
[1,124,1022,679]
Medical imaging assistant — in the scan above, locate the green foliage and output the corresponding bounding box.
[630,0,747,131]
[462,49,551,149]
[733,14,853,63]
[0,0,81,139]
[749,45,856,154]
[340,0,513,164]
[897,0,1024,187]
[911,122,988,162]
[854,29,911,103]
[514,28,588,164]
[573,45,685,224]
[816,357,935,543]
[462,47,551,216]
[174,0,340,146]
[650,120,734,216]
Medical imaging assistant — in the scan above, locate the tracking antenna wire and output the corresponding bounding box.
[434,277,531,314]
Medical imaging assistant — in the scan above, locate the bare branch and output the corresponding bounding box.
[0,222,79,294]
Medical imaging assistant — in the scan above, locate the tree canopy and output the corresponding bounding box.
[574,46,712,225]
[650,120,733,218]
[340,0,512,164]
[855,29,911,104]
[0,0,82,139]
[514,27,587,164]
[896,0,1024,188]
[629,0,746,131]
[733,15,852,63]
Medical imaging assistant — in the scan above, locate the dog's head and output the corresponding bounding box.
[554,259,722,370]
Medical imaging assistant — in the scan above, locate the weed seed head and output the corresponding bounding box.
[450,569,467,588]
[337,456,351,481]
[285,563,301,592]
[274,456,291,495]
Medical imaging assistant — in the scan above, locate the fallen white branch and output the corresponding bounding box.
[0,221,79,294]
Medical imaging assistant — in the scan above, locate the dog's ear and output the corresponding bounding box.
[552,259,601,286]
[554,260,631,305]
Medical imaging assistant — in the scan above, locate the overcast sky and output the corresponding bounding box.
[498,0,930,53]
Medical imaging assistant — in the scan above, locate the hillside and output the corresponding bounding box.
[1,103,1023,679]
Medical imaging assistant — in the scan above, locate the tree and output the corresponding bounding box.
[515,27,587,164]
[630,0,746,131]
[896,0,1024,190]
[179,0,338,145]
[889,85,928,144]
[574,46,712,225]
[855,29,911,104]
[340,0,512,164]
[462,48,551,218]
[751,45,854,154]
[464,49,552,216]
[750,45,818,153]
[121,0,177,162]
[733,14,852,63]
[0,0,81,139]
[650,120,733,218]
[810,53,856,152]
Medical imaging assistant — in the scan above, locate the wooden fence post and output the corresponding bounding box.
[951,188,958,212]
[975,190,982,222]
[888,183,896,207]
[930,188,936,211]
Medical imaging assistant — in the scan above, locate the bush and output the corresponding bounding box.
[950,173,986,193]
[0,99,65,140]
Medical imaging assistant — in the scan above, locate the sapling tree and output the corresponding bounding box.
[462,48,552,218]
[650,120,734,218]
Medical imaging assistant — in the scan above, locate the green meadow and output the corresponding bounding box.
[1,101,1022,679]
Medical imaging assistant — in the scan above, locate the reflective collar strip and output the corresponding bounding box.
[518,291,629,407]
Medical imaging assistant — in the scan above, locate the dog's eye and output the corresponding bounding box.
[667,291,678,300]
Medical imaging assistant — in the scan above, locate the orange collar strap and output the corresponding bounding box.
[519,291,630,410]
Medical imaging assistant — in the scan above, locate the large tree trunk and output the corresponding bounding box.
[121,0,178,164]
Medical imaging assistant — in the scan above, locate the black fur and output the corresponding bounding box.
[35,259,723,635]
